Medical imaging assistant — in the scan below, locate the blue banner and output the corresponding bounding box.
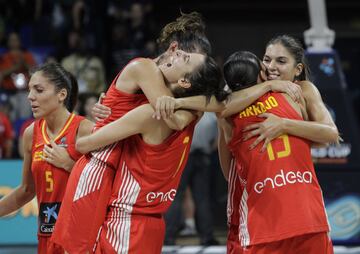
[0,160,37,244]
[327,195,360,242]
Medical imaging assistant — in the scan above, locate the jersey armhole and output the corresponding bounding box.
[281,93,304,120]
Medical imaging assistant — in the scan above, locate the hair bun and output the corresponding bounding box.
[158,12,206,44]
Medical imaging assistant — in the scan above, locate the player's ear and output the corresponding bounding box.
[167,41,179,53]
[177,78,191,89]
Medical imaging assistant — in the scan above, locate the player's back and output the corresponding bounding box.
[228,92,329,246]
[107,121,197,216]
[94,58,148,130]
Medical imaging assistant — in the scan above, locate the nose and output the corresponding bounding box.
[267,60,276,70]
[176,50,183,57]
[27,90,35,101]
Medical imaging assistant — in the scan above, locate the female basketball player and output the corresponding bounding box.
[155,34,339,254]
[51,12,222,254]
[0,63,93,254]
[219,50,334,254]
[74,56,223,254]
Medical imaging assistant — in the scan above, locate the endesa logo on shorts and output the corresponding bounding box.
[146,189,177,203]
[254,170,313,194]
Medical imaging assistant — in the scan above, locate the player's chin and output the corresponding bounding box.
[31,110,43,119]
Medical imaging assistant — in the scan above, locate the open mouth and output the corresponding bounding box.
[267,74,279,80]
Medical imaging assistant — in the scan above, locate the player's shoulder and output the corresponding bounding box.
[128,58,157,72]
[77,118,94,138]
[297,80,318,94]
[297,80,322,103]
[24,122,35,137]
[23,122,35,147]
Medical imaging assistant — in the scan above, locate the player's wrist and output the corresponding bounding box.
[175,98,184,109]
[281,118,291,133]
[63,159,75,172]
[266,81,275,93]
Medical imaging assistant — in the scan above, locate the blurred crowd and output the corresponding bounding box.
[0,1,224,245]
[0,0,159,159]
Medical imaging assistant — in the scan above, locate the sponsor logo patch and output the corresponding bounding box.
[38,202,61,234]
[146,189,177,203]
[254,169,313,194]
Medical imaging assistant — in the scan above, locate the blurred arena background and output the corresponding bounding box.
[0,0,360,253]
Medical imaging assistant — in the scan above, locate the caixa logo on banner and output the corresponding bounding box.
[311,143,351,164]
[319,57,335,76]
[327,195,360,241]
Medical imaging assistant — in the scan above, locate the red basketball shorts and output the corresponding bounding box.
[243,232,333,254]
[94,213,165,254]
[51,144,120,254]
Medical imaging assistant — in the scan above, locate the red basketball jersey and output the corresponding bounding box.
[51,61,153,253]
[227,159,244,253]
[94,58,148,130]
[109,120,196,215]
[227,159,242,228]
[31,113,84,237]
[101,121,196,252]
[90,58,148,169]
[228,92,329,247]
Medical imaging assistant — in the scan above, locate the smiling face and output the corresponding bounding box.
[262,43,303,82]
[27,71,67,119]
[158,50,205,84]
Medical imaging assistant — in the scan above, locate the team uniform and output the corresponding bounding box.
[228,92,332,253]
[226,159,243,254]
[31,113,84,254]
[94,121,197,254]
[52,60,148,254]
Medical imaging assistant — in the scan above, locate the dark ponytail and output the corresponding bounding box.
[67,72,78,112]
[223,51,261,92]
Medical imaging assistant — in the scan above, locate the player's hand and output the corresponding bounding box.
[154,96,176,120]
[269,80,302,103]
[42,140,75,172]
[92,93,111,122]
[242,113,284,152]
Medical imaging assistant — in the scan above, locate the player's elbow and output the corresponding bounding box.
[319,126,341,147]
[20,184,36,202]
[76,138,89,154]
[219,102,233,118]
[166,119,186,131]
[223,172,229,181]
[172,122,186,131]
[328,126,340,144]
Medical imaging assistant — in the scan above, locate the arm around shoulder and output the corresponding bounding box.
[76,104,155,154]
[130,58,173,107]
[163,110,199,131]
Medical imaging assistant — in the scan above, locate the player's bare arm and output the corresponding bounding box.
[0,124,35,216]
